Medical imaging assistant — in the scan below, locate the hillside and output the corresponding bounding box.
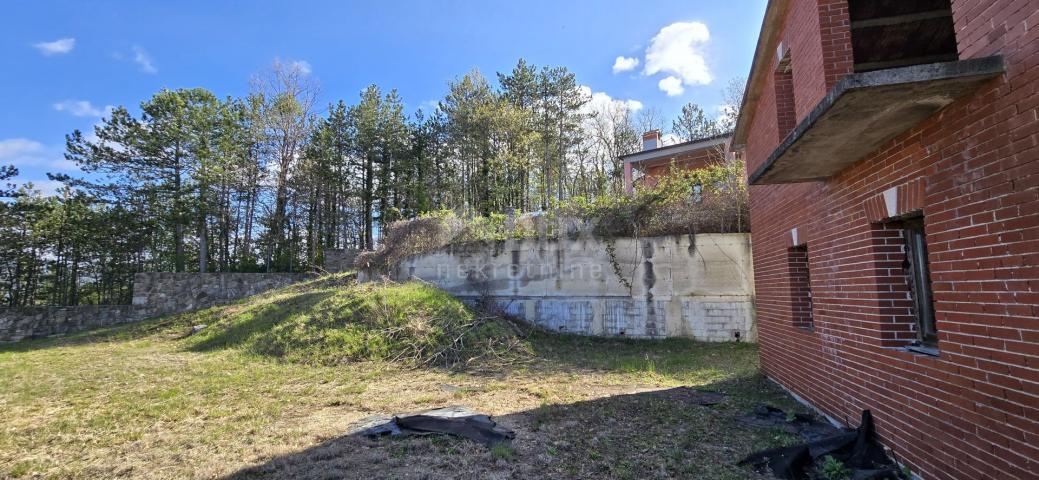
[141,274,531,368]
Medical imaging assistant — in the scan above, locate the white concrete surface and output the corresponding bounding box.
[374,234,756,342]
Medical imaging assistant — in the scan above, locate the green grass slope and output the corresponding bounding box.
[159,274,531,367]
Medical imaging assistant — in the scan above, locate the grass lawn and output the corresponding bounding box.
[0,276,808,479]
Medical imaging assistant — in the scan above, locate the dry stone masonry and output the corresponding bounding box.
[321,248,359,273]
[131,272,310,316]
[367,233,756,342]
[0,272,309,342]
[0,305,146,343]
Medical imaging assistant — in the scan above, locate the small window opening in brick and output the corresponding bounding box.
[787,245,813,330]
[848,0,958,72]
[774,51,796,139]
[874,215,938,348]
[898,216,938,345]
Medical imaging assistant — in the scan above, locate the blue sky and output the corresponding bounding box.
[2,0,766,193]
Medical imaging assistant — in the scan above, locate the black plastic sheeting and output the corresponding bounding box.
[355,406,515,447]
[739,409,905,480]
[738,405,841,442]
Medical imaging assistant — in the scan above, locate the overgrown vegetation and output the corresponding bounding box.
[559,158,749,238]
[356,160,749,273]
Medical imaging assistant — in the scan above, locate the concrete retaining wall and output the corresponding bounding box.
[376,233,756,342]
[0,272,310,343]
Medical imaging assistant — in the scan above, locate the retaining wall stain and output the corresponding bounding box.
[554,247,564,290]
[510,249,521,295]
[376,234,755,342]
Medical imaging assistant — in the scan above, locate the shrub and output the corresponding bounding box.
[558,160,750,238]
[356,160,750,273]
[355,209,541,273]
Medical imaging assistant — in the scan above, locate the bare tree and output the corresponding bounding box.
[250,60,319,270]
[717,77,746,133]
[582,100,639,194]
[635,107,667,141]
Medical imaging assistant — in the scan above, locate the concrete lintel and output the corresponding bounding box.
[749,56,1006,185]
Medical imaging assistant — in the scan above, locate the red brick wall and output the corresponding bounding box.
[745,0,1039,478]
[635,145,724,190]
[788,245,815,329]
[775,69,797,137]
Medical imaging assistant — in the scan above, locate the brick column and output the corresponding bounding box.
[624,162,634,194]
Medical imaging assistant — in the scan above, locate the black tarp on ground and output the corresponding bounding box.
[739,409,905,480]
[354,406,515,447]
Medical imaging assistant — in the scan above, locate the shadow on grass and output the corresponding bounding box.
[0,274,357,355]
[459,329,762,382]
[220,375,806,480]
[0,311,191,354]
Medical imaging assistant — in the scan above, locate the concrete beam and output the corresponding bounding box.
[749,56,1006,185]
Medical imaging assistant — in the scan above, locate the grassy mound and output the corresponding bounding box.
[168,275,531,367]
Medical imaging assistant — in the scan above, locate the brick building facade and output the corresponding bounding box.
[622,130,729,193]
[732,1,1038,478]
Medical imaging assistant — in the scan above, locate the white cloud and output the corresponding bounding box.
[578,85,643,115]
[21,180,67,197]
[289,60,312,75]
[0,139,43,160]
[0,138,77,172]
[612,56,639,74]
[662,133,682,146]
[658,76,685,96]
[644,21,712,95]
[33,38,75,56]
[132,46,157,74]
[53,100,112,118]
[418,99,440,113]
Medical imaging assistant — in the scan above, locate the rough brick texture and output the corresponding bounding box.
[787,245,814,330]
[743,0,1039,478]
[775,68,797,137]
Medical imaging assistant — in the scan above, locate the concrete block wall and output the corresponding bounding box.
[373,233,756,342]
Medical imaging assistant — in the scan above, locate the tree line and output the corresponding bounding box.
[0,59,741,306]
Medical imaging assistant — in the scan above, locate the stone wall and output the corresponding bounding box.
[322,249,359,273]
[0,272,311,343]
[0,305,146,343]
[131,272,310,316]
[369,233,756,342]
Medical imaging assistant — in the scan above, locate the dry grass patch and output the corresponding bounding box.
[0,276,807,479]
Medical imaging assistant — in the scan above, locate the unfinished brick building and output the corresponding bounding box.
[622,130,730,193]
[732,0,1038,478]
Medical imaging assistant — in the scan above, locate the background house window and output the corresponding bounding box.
[788,245,813,330]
